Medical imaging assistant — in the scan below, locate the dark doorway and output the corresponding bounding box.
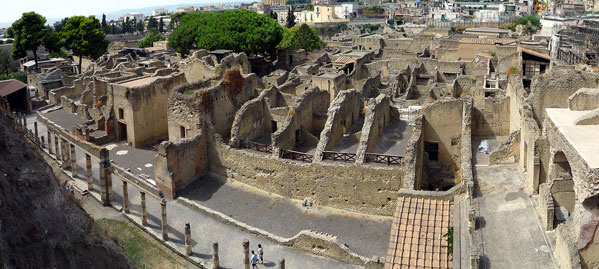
[295,129,300,144]
[271,120,277,133]
[424,142,439,161]
[118,122,127,141]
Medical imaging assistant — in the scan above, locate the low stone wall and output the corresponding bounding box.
[229,90,273,147]
[208,139,403,216]
[48,86,76,104]
[568,88,599,111]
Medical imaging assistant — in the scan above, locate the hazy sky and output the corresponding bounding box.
[1,0,238,24]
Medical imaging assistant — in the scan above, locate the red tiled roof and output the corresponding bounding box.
[459,37,516,45]
[334,56,357,65]
[0,79,27,97]
[385,196,454,269]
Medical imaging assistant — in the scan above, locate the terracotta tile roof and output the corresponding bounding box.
[334,56,357,65]
[0,79,27,97]
[459,37,516,45]
[384,196,454,269]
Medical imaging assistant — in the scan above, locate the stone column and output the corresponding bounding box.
[160,198,168,241]
[34,122,38,138]
[99,148,112,206]
[41,136,45,148]
[243,239,250,269]
[22,114,27,129]
[54,135,60,161]
[279,258,285,269]
[212,242,220,269]
[141,192,148,226]
[185,223,192,255]
[122,180,129,213]
[61,138,70,169]
[47,130,53,154]
[70,144,77,178]
[86,154,93,191]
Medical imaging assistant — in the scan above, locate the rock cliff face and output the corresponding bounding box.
[0,114,134,269]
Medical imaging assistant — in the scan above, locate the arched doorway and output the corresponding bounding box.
[549,151,575,227]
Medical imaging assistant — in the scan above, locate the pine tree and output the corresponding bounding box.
[286,6,296,28]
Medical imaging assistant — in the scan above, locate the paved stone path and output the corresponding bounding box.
[474,164,557,269]
[27,112,366,268]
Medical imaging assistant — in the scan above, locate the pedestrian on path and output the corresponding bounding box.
[258,244,264,264]
[251,250,259,269]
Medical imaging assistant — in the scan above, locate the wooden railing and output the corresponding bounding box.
[240,140,273,154]
[280,149,313,163]
[322,151,357,163]
[365,153,403,165]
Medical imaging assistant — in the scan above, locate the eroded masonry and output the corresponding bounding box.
[4,25,599,269]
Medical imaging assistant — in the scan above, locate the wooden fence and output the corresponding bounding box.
[280,149,313,163]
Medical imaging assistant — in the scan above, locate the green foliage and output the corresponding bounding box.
[277,24,324,52]
[0,72,27,83]
[10,12,47,62]
[101,14,108,33]
[43,27,63,55]
[443,227,454,258]
[363,6,385,14]
[49,48,67,58]
[5,27,14,38]
[0,49,11,75]
[357,24,380,34]
[501,15,541,35]
[148,16,158,31]
[139,30,165,48]
[53,17,69,32]
[169,10,283,56]
[60,16,109,72]
[183,89,194,95]
[159,18,164,32]
[169,12,187,29]
[286,7,297,28]
[316,23,348,37]
[491,52,496,57]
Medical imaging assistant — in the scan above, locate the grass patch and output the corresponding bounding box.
[183,89,195,95]
[97,218,185,269]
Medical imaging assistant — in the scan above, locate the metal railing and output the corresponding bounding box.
[322,151,357,163]
[240,140,273,154]
[280,149,313,163]
[365,153,403,165]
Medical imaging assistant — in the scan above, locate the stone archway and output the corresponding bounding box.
[549,151,576,227]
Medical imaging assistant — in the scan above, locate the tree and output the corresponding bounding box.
[277,24,324,52]
[11,12,47,71]
[60,16,109,73]
[0,49,11,76]
[5,27,14,38]
[101,14,108,33]
[53,17,69,32]
[269,11,278,20]
[138,30,164,48]
[168,10,283,56]
[159,17,164,32]
[43,26,63,56]
[286,6,296,28]
[148,16,158,31]
[136,19,145,33]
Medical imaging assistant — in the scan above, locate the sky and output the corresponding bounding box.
[1,0,246,26]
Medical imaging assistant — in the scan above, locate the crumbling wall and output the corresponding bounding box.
[359,72,381,99]
[314,90,362,160]
[489,130,521,165]
[471,96,510,137]
[180,51,251,84]
[208,139,403,215]
[312,73,347,102]
[154,133,207,198]
[167,92,204,143]
[273,87,330,150]
[401,115,425,189]
[422,99,464,187]
[568,88,599,111]
[48,86,76,104]
[530,67,599,127]
[229,90,273,146]
[356,94,391,162]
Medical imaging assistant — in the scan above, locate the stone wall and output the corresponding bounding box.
[155,133,208,198]
[356,94,391,163]
[471,96,510,137]
[110,72,188,148]
[314,90,362,161]
[273,87,331,151]
[229,90,274,146]
[568,88,599,111]
[529,67,599,126]
[208,139,403,215]
[402,115,424,189]
[167,92,204,143]
[312,73,347,102]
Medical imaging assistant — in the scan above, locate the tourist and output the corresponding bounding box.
[258,244,264,264]
[251,250,259,268]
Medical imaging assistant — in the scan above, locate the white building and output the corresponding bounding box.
[152,8,169,16]
[334,3,356,20]
[121,13,145,23]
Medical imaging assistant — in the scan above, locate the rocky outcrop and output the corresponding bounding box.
[0,113,134,269]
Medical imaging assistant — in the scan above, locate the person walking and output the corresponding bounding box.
[258,244,264,264]
[251,250,259,269]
